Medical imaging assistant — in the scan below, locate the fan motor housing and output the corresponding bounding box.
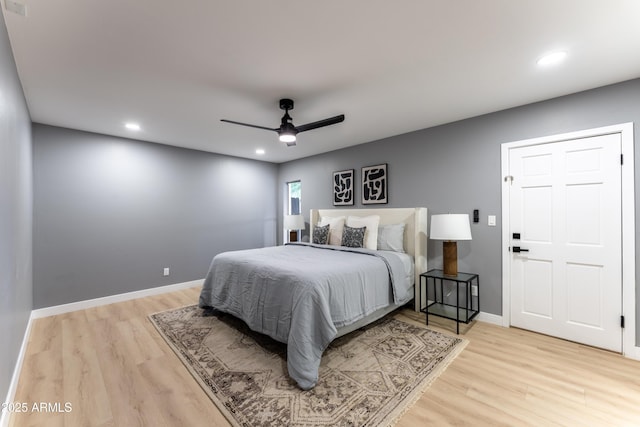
[279,98,294,111]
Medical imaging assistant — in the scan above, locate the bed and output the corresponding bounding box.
[198,207,428,389]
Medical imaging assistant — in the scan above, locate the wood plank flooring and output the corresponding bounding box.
[8,287,640,426]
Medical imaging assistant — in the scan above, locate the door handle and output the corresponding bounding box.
[512,246,529,253]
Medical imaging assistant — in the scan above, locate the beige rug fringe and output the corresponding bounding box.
[149,306,243,426]
[386,313,469,426]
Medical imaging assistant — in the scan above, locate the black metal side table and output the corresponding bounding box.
[419,269,479,334]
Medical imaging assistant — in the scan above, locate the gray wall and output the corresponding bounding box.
[0,15,33,406]
[278,78,640,343]
[33,125,278,308]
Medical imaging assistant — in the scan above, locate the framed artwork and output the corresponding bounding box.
[333,169,354,205]
[362,163,387,204]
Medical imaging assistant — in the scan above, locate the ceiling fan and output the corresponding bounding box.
[221,99,345,146]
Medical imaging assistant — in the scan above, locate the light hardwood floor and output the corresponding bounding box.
[8,287,640,426]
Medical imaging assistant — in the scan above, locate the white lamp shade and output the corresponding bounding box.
[284,214,305,230]
[430,214,472,241]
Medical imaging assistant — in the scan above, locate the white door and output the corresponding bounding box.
[508,133,622,352]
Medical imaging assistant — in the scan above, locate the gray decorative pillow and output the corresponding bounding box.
[341,225,367,248]
[312,224,330,245]
[377,223,406,252]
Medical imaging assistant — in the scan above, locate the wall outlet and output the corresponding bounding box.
[471,285,478,297]
[163,267,170,276]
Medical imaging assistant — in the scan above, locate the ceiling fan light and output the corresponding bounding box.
[279,133,296,143]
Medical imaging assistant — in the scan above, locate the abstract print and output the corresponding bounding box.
[362,164,388,204]
[333,169,354,205]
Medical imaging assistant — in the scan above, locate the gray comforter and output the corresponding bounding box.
[198,243,412,389]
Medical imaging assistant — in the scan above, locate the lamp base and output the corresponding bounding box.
[443,241,458,276]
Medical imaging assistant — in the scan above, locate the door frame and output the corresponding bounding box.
[500,122,637,358]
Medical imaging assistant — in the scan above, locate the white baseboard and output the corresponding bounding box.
[625,345,640,361]
[478,311,503,326]
[479,312,640,362]
[1,313,34,427]
[31,279,204,319]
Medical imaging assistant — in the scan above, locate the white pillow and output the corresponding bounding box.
[346,215,380,250]
[319,216,345,246]
[377,223,406,252]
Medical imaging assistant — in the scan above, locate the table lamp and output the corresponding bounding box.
[284,214,305,242]
[430,214,472,276]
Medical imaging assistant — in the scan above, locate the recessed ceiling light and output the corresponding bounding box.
[255,148,265,155]
[125,122,141,131]
[537,51,567,67]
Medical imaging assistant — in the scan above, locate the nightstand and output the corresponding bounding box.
[419,269,479,334]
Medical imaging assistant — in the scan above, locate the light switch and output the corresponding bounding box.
[5,0,27,16]
[488,215,496,226]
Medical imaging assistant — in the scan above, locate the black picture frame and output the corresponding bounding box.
[333,169,354,206]
[361,163,388,204]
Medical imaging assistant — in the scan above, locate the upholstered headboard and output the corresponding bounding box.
[310,207,428,311]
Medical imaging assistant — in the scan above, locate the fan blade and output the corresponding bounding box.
[221,119,278,132]
[295,114,345,133]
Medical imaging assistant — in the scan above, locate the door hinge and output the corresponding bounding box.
[621,315,625,328]
[621,154,624,165]
[504,175,514,183]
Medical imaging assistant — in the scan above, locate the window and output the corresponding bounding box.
[287,180,301,215]
[285,180,302,243]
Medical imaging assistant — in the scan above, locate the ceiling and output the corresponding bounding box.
[3,1,640,163]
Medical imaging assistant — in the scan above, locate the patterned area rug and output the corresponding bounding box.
[149,305,467,426]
